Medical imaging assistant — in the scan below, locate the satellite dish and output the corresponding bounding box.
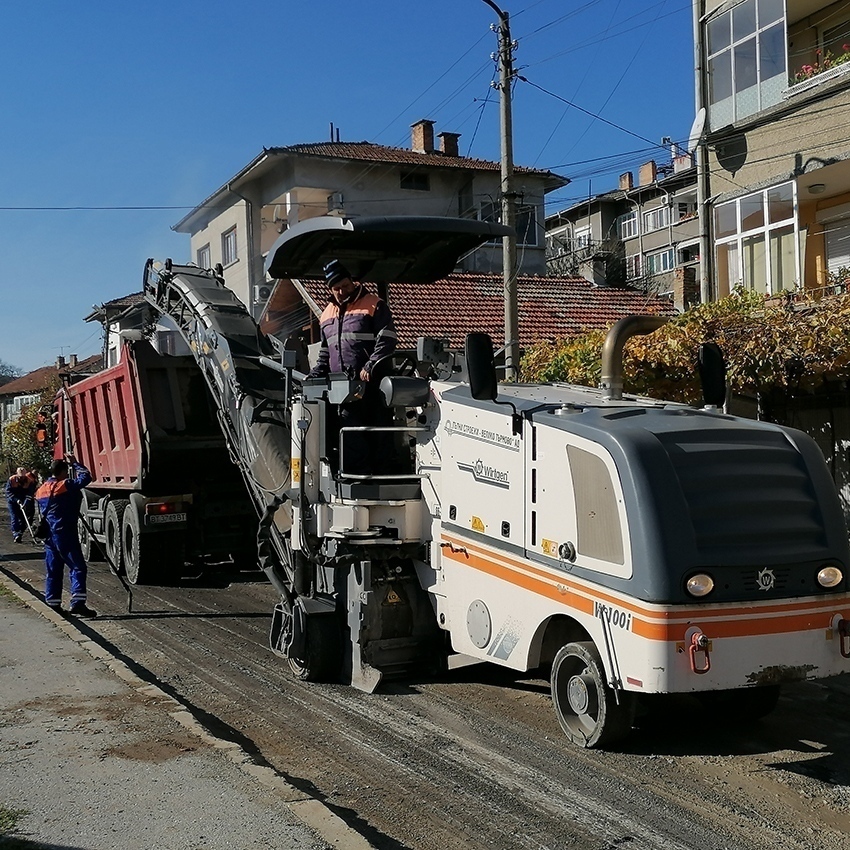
[688,108,706,153]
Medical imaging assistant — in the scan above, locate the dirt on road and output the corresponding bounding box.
[3,523,850,850]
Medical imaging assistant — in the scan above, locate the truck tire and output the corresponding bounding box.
[78,497,103,562]
[550,641,635,749]
[121,504,185,586]
[104,499,129,573]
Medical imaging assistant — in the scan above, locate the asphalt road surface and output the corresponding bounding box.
[3,521,850,850]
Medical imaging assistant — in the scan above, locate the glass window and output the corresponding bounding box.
[714,181,798,295]
[734,38,758,91]
[740,193,764,231]
[708,14,730,54]
[625,254,642,279]
[197,243,210,269]
[759,23,786,81]
[400,172,430,191]
[645,249,674,276]
[574,226,591,249]
[222,227,238,266]
[767,183,793,223]
[758,0,783,27]
[705,2,787,126]
[732,0,756,42]
[715,202,738,239]
[643,206,670,233]
[709,52,733,104]
[618,212,638,239]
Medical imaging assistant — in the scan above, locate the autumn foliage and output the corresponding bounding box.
[1,381,59,477]
[520,289,850,404]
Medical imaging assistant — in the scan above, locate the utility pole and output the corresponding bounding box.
[481,0,519,381]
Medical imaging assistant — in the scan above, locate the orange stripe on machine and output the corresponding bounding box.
[440,533,850,642]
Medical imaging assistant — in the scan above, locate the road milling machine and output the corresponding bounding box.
[131,215,850,748]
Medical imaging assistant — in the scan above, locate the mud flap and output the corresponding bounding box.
[342,561,384,693]
[269,600,302,659]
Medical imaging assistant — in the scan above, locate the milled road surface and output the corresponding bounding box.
[3,521,850,850]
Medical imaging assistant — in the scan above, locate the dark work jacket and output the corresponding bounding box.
[309,284,397,378]
[35,462,92,538]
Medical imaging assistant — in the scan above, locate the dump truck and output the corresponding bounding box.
[53,335,257,583]
[65,215,850,748]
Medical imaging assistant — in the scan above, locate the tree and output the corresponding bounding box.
[1,380,60,477]
[0,359,22,387]
[520,288,850,404]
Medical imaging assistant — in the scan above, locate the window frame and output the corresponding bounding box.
[617,212,639,240]
[400,171,430,191]
[197,243,211,269]
[713,180,799,296]
[221,227,238,267]
[644,248,675,276]
[705,0,787,127]
[642,205,671,234]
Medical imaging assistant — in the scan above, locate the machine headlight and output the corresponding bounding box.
[686,573,715,598]
[817,565,843,588]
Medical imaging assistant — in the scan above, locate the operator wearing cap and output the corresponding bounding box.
[308,259,398,474]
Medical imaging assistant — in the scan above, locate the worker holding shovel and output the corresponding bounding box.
[6,466,37,544]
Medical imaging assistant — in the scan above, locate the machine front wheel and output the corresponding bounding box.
[550,641,634,749]
[287,613,342,683]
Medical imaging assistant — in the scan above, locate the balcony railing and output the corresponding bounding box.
[784,51,850,99]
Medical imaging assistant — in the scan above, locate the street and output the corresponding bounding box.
[3,519,850,850]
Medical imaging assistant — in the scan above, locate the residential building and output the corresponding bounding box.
[695,0,850,298]
[545,155,700,310]
[84,292,192,368]
[172,120,568,317]
[0,354,101,451]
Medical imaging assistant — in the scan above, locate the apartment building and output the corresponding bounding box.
[545,155,700,310]
[173,120,567,317]
[696,0,850,297]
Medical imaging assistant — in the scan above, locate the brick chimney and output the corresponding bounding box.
[638,160,658,186]
[55,356,65,369]
[411,119,435,153]
[619,171,634,190]
[438,132,460,157]
[69,354,78,368]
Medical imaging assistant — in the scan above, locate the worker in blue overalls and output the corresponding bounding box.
[6,466,37,543]
[35,455,96,617]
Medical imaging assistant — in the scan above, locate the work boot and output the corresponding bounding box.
[68,602,97,618]
[13,534,22,543]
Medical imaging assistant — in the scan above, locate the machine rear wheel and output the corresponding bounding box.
[287,614,342,683]
[551,641,634,749]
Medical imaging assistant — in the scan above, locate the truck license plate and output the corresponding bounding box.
[148,512,187,524]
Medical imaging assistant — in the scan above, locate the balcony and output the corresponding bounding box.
[784,1,850,98]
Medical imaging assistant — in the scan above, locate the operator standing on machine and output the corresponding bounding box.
[307,259,398,474]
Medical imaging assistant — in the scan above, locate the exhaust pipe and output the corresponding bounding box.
[600,315,669,401]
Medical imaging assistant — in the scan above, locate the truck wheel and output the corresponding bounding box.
[550,641,634,749]
[698,685,781,722]
[104,499,129,574]
[122,505,186,586]
[288,614,342,683]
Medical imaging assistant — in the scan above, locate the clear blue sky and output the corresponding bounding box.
[1,0,695,373]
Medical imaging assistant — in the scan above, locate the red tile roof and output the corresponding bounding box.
[0,354,103,397]
[296,273,675,349]
[270,142,566,185]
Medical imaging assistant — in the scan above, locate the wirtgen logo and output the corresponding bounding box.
[457,459,510,488]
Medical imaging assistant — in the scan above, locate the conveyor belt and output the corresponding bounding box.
[142,260,295,600]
